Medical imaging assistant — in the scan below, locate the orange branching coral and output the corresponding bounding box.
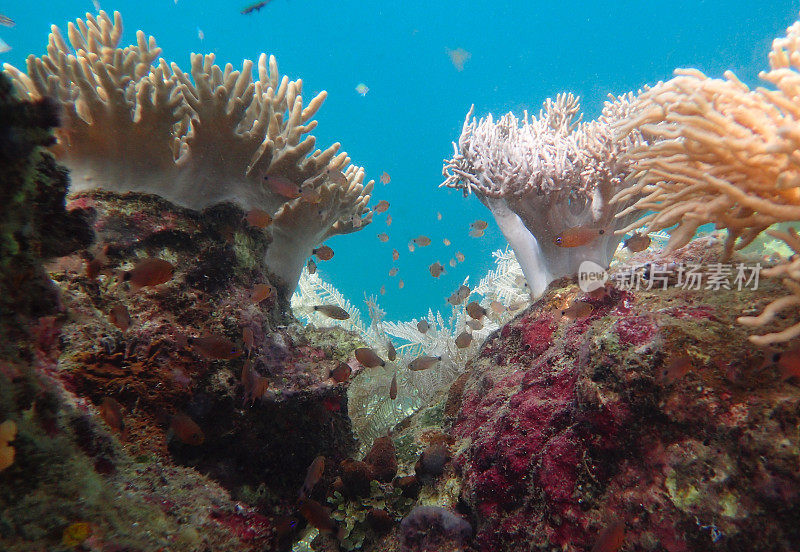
[612,14,800,344]
[738,227,800,345]
[612,17,800,255]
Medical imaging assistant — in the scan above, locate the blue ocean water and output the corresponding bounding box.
[2,0,798,321]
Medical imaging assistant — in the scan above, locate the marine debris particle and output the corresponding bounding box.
[553,226,605,247]
[313,245,334,260]
[189,335,244,360]
[417,319,429,333]
[250,283,275,303]
[108,304,131,331]
[265,175,301,198]
[455,331,472,348]
[313,305,350,320]
[122,258,174,290]
[378,233,389,242]
[355,347,385,368]
[99,397,125,434]
[301,456,325,498]
[387,340,397,361]
[390,372,398,399]
[0,420,18,471]
[412,235,431,247]
[561,300,592,321]
[624,232,650,252]
[355,83,369,96]
[591,520,626,552]
[330,362,352,382]
[408,355,442,371]
[170,413,204,445]
[380,171,391,184]
[245,208,272,228]
[241,0,273,15]
[446,47,471,71]
[375,199,390,213]
[429,261,445,278]
[466,301,487,320]
[307,259,317,274]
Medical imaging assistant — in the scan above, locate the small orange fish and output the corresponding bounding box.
[455,331,472,349]
[773,349,800,381]
[251,283,275,303]
[302,455,325,497]
[123,258,174,290]
[380,285,386,295]
[455,251,465,263]
[387,340,397,361]
[389,268,398,277]
[561,301,592,320]
[466,301,487,320]
[417,320,430,333]
[437,212,442,220]
[413,235,431,247]
[443,238,451,246]
[299,499,341,537]
[591,520,625,552]
[378,233,390,243]
[313,305,350,320]
[399,280,405,289]
[313,246,334,261]
[390,372,398,400]
[392,249,400,261]
[470,220,488,231]
[189,335,243,360]
[386,214,392,226]
[466,319,483,330]
[375,200,390,213]
[245,208,273,228]
[409,355,442,371]
[62,522,93,547]
[170,412,204,446]
[408,243,415,252]
[624,232,651,253]
[307,259,317,274]
[355,347,385,368]
[109,304,131,331]
[379,171,391,185]
[330,362,352,382]
[100,397,125,434]
[469,229,485,238]
[300,185,322,203]
[86,257,103,279]
[242,327,254,351]
[266,175,300,198]
[241,361,269,405]
[658,355,692,384]
[489,300,506,314]
[429,262,445,278]
[449,258,457,267]
[326,169,348,186]
[553,226,605,248]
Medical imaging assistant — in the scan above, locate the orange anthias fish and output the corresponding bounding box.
[330,362,351,382]
[109,304,131,331]
[772,348,800,381]
[301,455,325,498]
[429,262,445,278]
[123,258,175,290]
[374,200,390,213]
[624,232,651,253]
[412,235,431,247]
[379,171,391,185]
[466,301,487,320]
[355,347,385,368]
[455,331,472,349]
[392,249,400,261]
[399,280,405,289]
[170,413,204,446]
[469,229,485,238]
[99,397,125,434]
[313,245,334,261]
[470,220,488,231]
[657,355,693,384]
[455,251,465,263]
[409,355,442,371]
[377,233,390,243]
[251,283,276,303]
[189,335,243,360]
[266,175,301,198]
[245,208,273,228]
[299,499,342,537]
[241,361,269,405]
[591,520,625,552]
[242,327,255,351]
[389,268,398,277]
[553,226,605,248]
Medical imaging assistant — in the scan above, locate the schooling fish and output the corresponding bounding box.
[591,520,625,552]
[469,229,485,238]
[466,301,487,320]
[387,340,397,361]
[307,259,317,274]
[377,233,390,243]
[330,362,351,382]
[386,214,393,226]
[313,305,350,320]
[417,320,429,333]
[241,1,272,15]
[624,232,651,253]
[392,249,400,261]
[299,499,342,537]
[443,238,451,246]
[408,243,415,252]
[389,268,399,277]
[379,171,391,185]
[412,235,431,247]
[466,319,483,330]
[189,335,244,360]
[380,285,386,295]
[375,200,390,213]
[313,245,334,261]
[409,355,442,371]
[242,327,254,351]
[99,397,125,434]
[355,347,385,368]
[301,456,325,498]
[489,300,506,314]
[355,83,369,96]
[251,283,276,303]
[390,372,398,400]
[455,251,465,263]
[437,212,442,220]
[399,280,405,289]
[553,226,605,248]
[429,262,445,278]
[266,175,300,198]
[109,304,131,331]
[170,413,204,446]
[470,220,488,231]
[455,331,472,349]
[245,208,272,228]
[123,258,174,290]
[449,258,457,267]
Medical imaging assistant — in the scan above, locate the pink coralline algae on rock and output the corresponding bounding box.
[447,242,800,552]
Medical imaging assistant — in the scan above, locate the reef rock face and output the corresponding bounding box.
[447,239,800,552]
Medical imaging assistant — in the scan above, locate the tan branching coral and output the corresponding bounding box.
[612,14,800,344]
[442,93,644,297]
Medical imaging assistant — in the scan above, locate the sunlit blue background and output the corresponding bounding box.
[2,0,798,321]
